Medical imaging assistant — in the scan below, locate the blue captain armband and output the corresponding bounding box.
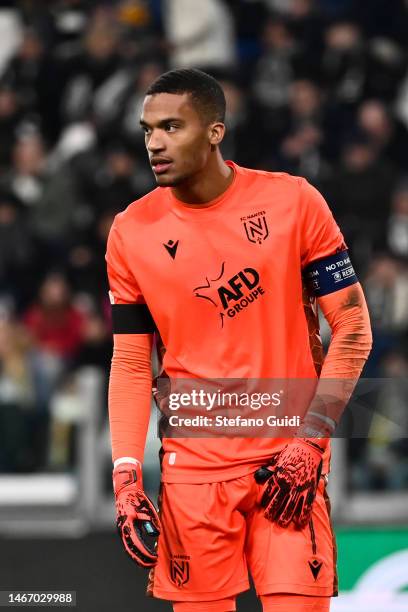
[303,249,358,297]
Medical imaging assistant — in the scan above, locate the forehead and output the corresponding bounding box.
[141,92,201,124]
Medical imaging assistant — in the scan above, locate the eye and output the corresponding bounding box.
[141,125,151,135]
[164,124,177,133]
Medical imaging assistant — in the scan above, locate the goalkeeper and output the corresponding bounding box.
[106,68,372,612]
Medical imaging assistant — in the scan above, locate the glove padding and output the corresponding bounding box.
[113,462,160,568]
[255,440,323,529]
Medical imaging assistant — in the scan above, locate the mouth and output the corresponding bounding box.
[151,159,173,175]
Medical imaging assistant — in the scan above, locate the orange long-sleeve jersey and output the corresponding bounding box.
[106,161,371,483]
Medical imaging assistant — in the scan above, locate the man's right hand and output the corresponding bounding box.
[113,461,161,568]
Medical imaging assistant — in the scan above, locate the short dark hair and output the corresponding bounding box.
[145,68,226,124]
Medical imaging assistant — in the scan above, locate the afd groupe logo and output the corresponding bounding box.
[193,262,265,328]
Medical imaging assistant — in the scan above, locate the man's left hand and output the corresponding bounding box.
[255,440,323,529]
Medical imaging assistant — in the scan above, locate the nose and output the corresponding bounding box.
[147,129,165,153]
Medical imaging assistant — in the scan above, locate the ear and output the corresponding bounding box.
[208,122,225,147]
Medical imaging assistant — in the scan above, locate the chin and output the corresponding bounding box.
[155,175,173,186]
[155,173,183,187]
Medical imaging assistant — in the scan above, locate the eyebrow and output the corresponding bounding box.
[139,118,185,128]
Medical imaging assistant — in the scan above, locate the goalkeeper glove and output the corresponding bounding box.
[254,439,323,529]
[113,461,160,568]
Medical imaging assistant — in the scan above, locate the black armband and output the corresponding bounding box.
[111,303,156,334]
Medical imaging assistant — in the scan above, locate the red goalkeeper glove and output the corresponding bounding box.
[113,461,160,568]
[254,440,323,529]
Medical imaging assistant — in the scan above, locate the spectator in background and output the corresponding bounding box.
[274,78,329,183]
[50,0,94,52]
[252,14,301,148]
[320,20,366,107]
[0,4,22,76]
[61,11,122,126]
[277,121,324,181]
[7,128,46,208]
[163,0,236,70]
[283,0,325,75]
[13,0,55,49]
[65,208,115,314]
[0,85,22,168]
[366,255,408,327]
[287,78,324,132]
[0,317,46,471]
[356,99,408,170]
[253,15,299,112]
[364,37,406,103]
[364,255,408,365]
[0,191,37,311]
[76,311,111,373]
[4,129,83,261]
[20,271,88,472]
[22,272,86,415]
[24,272,85,363]
[382,180,408,261]
[1,27,60,144]
[117,0,164,65]
[85,144,146,213]
[354,252,408,489]
[326,134,396,270]
[0,318,34,414]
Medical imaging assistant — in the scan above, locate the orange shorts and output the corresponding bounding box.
[147,473,337,603]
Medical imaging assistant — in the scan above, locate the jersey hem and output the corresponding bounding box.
[161,457,330,484]
[161,462,265,484]
[151,579,250,601]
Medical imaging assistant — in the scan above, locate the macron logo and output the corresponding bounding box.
[163,239,179,260]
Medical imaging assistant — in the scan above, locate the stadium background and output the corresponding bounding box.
[0,0,407,610]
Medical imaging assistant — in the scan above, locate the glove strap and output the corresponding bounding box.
[297,411,337,453]
[113,462,143,497]
[297,438,325,457]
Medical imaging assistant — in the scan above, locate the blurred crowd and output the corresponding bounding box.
[0,0,408,488]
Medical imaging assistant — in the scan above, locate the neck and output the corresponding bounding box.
[171,151,233,205]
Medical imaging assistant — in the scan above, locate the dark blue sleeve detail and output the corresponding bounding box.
[303,250,358,297]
